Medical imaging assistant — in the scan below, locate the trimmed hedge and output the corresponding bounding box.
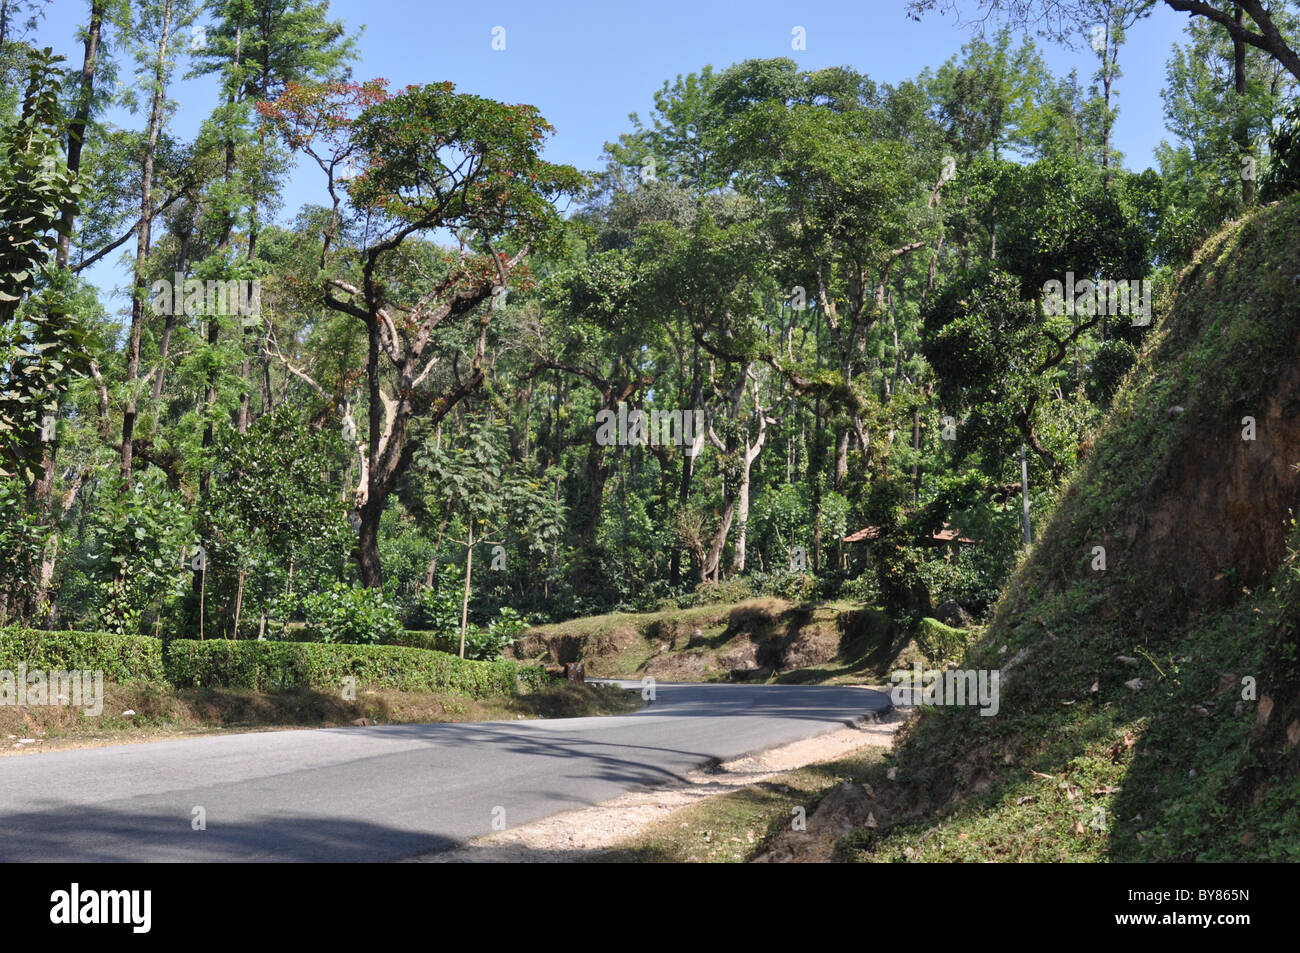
[163,639,519,697]
[392,629,443,651]
[516,664,550,693]
[1,629,524,699]
[0,628,166,683]
[915,617,971,662]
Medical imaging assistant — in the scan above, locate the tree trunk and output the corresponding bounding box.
[459,522,474,658]
[120,0,173,486]
[1234,5,1257,205]
[834,429,849,491]
[150,230,188,420]
[669,347,701,585]
[423,517,448,588]
[357,499,384,589]
[731,462,753,574]
[701,495,735,583]
[1101,13,1114,190]
[911,405,921,503]
[231,569,245,638]
[32,1,104,620]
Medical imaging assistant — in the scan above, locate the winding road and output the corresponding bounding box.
[0,681,890,861]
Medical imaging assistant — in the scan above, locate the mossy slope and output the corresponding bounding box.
[850,196,1300,862]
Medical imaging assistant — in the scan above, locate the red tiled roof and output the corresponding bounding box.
[842,523,977,544]
[930,526,977,544]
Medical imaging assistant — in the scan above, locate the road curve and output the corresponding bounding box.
[0,681,890,862]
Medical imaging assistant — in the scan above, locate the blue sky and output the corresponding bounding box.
[35,0,1195,301]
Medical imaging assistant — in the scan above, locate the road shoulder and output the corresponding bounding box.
[403,705,910,863]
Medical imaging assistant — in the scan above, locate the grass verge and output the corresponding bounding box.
[591,747,888,863]
[0,679,642,756]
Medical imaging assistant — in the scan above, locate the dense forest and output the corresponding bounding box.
[3,0,1300,660]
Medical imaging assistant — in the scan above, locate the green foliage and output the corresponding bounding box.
[346,82,588,248]
[914,616,970,662]
[1158,14,1297,248]
[163,637,521,697]
[1261,98,1300,202]
[0,27,1250,698]
[693,576,754,606]
[84,472,191,635]
[455,620,517,662]
[914,507,1019,616]
[0,477,46,619]
[0,627,168,683]
[734,569,818,603]
[403,565,527,660]
[875,543,932,627]
[0,625,529,699]
[855,195,1300,861]
[300,583,403,645]
[203,404,353,631]
[191,0,358,104]
[923,245,1126,479]
[405,564,462,631]
[408,561,465,629]
[484,606,527,654]
[752,484,811,558]
[515,663,551,693]
[0,47,86,481]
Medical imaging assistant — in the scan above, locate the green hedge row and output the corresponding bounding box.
[0,628,167,683]
[164,639,519,697]
[391,629,443,651]
[0,629,526,698]
[915,617,971,662]
[516,664,549,693]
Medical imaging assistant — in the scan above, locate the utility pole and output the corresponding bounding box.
[1020,445,1032,545]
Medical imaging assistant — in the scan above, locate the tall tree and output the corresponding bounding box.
[909,0,1300,82]
[0,48,84,483]
[191,0,356,432]
[260,78,584,586]
[29,0,107,618]
[116,0,193,485]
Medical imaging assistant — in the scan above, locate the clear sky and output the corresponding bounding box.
[35,0,1196,301]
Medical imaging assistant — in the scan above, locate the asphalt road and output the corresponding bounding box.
[0,681,890,862]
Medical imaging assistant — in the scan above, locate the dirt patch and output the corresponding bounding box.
[719,639,767,679]
[512,599,889,684]
[753,780,888,863]
[775,620,842,671]
[644,650,714,680]
[1103,348,1300,619]
[515,622,645,667]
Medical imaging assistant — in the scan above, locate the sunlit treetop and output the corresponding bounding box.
[258,78,587,250]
